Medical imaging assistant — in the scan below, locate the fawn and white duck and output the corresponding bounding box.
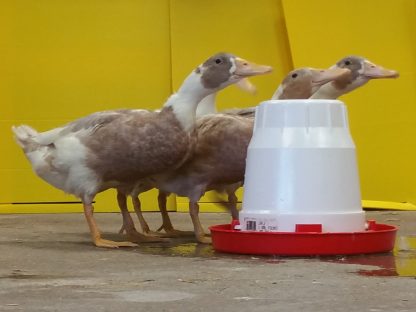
[12,52,272,248]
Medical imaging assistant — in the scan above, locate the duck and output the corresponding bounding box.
[310,55,399,99]
[12,52,272,248]
[153,66,349,243]
[116,79,263,238]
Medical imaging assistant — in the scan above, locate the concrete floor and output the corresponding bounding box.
[0,211,415,312]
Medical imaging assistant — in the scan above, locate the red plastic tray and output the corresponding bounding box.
[209,221,397,256]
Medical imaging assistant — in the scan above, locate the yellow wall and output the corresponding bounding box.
[1,0,415,213]
[282,0,416,208]
[0,0,173,212]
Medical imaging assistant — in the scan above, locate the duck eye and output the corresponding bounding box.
[215,58,222,64]
[291,73,298,78]
[345,60,351,66]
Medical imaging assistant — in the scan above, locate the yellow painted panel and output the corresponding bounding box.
[176,189,243,213]
[0,189,176,214]
[1,170,76,203]
[176,201,241,215]
[363,200,416,211]
[93,189,177,213]
[282,0,416,205]
[1,0,172,121]
[170,0,292,208]
[0,203,87,214]
[0,0,173,212]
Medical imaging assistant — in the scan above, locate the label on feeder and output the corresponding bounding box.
[243,217,278,232]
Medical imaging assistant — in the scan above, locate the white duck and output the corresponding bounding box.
[154,66,349,243]
[12,52,271,248]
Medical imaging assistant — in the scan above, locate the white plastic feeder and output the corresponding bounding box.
[210,100,397,256]
[240,99,365,233]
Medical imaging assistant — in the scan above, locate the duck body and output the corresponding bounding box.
[13,87,202,248]
[13,52,272,247]
[153,113,253,242]
[158,113,253,201]
[15,107,193,201]
[85,107,193,187]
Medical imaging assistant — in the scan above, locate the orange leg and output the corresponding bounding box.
[83,202,137,248]
[189,201,211,244]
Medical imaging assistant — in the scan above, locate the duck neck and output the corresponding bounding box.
[309,82,341,99]
[164,71,211,132]
[271,85,284,100]
[272,85,313,100]
[196,93,217,117]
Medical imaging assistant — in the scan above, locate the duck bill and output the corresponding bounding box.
[311,67,351,87]
[363,61,399,79]
[234,58,273,78]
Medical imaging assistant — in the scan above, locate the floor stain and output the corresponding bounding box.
[0,270,48,280]
[131,235,416,277]
[113,290,195,303]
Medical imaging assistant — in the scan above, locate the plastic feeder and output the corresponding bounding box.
[210,100,397,256]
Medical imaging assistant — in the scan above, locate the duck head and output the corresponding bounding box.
[176,52,271,113]
[310,56,399,99]
[272,67,350,99]
[195,56,263,117]
[165,53,272,131]
[195,52,272,92]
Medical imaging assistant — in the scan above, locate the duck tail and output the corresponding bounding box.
[12,125,41,152]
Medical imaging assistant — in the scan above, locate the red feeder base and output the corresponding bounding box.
[209,221,397,256]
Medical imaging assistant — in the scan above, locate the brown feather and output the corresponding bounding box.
[157,114,253,201]
[82,107,194,184]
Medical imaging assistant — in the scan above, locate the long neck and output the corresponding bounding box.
[164,71,211,131]
[309,82,341,99]
[271,84,312,100]
[311,76,370,99]
[271,85,284,100]
[196,93,217,117]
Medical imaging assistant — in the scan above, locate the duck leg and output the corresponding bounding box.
[131,196,151,234]
[129,195,171,237]
[189,201,211,244]
[156,191,194,237]
[83,201,137,248]
[116,191,165,243]
[227,191,239,220]
[117,195,152,235]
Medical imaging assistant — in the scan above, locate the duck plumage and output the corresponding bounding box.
[13,52,271,248]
